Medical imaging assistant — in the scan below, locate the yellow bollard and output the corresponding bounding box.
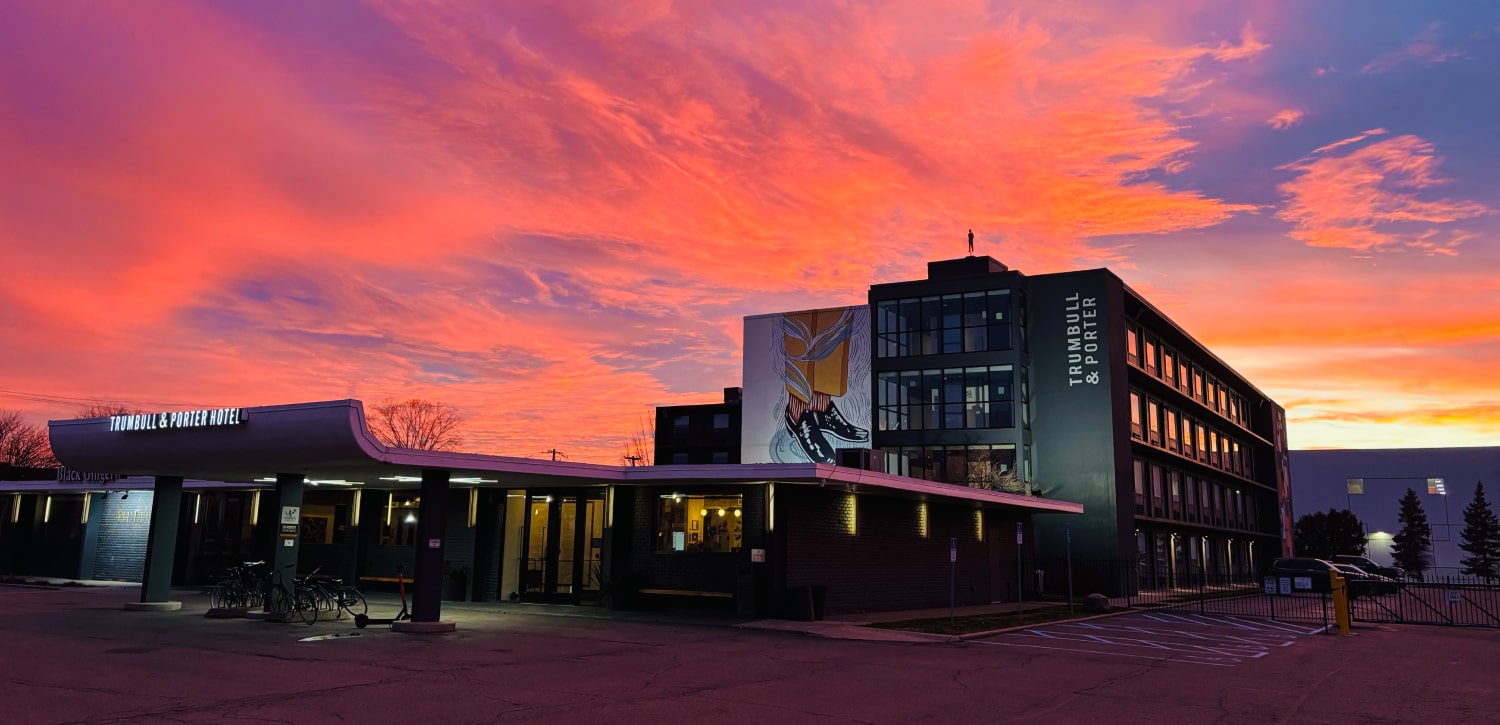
[1329,570,1351,636]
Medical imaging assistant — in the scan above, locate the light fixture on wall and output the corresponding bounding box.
[717,508,726,517]
[733,508,741,518]
[405,512,417,525]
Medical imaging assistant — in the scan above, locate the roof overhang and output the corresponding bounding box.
[48,399,1082,515]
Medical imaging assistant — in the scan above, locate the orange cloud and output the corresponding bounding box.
[1277,133,1493,252]
[1266,109,1304,130]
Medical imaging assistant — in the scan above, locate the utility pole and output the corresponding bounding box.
[543,449,567,462]
[624,455,643,467]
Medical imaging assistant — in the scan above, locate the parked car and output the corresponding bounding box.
[1330,563,1399,595]
[1268,557,1340,593]
[1330,554,1406,581]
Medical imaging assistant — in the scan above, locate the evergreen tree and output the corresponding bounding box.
[1458,482,1500,581]
[1293,509,1366,559]
[1392,488,1433,580]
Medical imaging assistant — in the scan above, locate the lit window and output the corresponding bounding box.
[656,494,744,552]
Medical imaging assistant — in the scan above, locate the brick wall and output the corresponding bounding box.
[783,486,1014,615]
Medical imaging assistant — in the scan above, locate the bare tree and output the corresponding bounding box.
[620,412,655,466]
[965,459,1048,496]
[368,398,465,451]
[0,409,59,468]
[76,403,141,419]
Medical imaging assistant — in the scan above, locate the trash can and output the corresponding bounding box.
[786,586,815,621]
[810,585,828,621]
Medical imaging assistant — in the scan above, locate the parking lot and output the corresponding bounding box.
[973,611,1326,667]
[3,585,1499,724]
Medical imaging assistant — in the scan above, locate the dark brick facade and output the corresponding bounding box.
[781,486,1031,615]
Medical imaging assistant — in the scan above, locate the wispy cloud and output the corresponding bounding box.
[1277,133,1492,252]
[1362,23,1463,74]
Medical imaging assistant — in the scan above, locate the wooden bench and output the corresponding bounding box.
[637,588,732,599]
[359,576,415,584]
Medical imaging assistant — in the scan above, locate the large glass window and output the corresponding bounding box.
[1127,326,1140,364]
[656,494,744,552]
[1165,409,1179,451]
[1162,349,1175,386]
[712,413,729,430]
[877,366,1014,431]
[884,444,1018,488]
[1144,337,1158,374]
[1133,459,1146,513]
[1148,400,1161,443]
[378,494,420,548]
[876,291,1011,357]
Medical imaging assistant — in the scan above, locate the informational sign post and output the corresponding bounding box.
[280,506,300,536]
[1016,523,1024,617]
[949,537,957,623]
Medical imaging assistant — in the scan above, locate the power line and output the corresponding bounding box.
[0,389,212,411]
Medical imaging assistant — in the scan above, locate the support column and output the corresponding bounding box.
[272,473,305,583]
[127,476,183,611]
[396,468,456,632]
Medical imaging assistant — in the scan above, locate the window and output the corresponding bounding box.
[1184,475,1197,521]
[657,493,744,552]
[1169,471,1182,519]
[1197,426,1208,462]
[1148,400,1161,443]
[710,451,729,464]
[1161,350,1175,385]
[378,495,421,548]
[1151,465,1164,515]
[712,413,729,430]
[1021,366,1031,429]
[875,291,1011,358]
[1209,430,1220,466]
[886,444,1017,488]
[673,415,690,433]
[1144,337,1158,375]
[878,366,1014,431]
[1133,459,1146,513]
[1127,326,1140,365]
[1178,360,1190,392]
[1181,417,1195,456]
[1130,390,1143,439]
[1193,371,1204,400]
[1165,409,1179,451]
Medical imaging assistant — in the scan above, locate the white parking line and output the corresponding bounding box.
[973,612,1322,668]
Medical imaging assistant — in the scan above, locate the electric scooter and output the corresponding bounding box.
[353,564,412,629]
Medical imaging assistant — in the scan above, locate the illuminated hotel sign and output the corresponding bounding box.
[110,408,246,432]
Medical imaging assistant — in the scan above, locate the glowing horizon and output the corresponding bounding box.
[2,1,1497,463]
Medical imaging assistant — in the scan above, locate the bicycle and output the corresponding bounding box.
[265,564,318,625]
[295,567,367,621]
[210,560,266,610]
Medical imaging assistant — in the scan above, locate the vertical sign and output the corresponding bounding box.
[1016,522,1023,544]
[950,537,958,562]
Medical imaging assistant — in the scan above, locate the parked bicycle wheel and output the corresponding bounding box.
[269,585,295,616]
[294,589,318,625]
[339,588,368,618]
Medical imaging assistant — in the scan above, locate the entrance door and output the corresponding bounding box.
[521,490,606,603]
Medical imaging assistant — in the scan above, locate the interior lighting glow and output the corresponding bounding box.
[193,492,202,524]
[918,502,929,538]
[43,495,52,524]
[351,490,361,527]
[844,493,857,536]
[379,476,423,482]
[405,512,417,524]
[250,490,261,525]
[81,493,92,524]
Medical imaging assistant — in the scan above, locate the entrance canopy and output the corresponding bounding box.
[49,399,1081,514]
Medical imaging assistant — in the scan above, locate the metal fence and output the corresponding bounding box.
[1351,578,1500,628]
[1036,558,1331,629]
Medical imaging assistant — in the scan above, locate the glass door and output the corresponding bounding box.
[520,490,607,604]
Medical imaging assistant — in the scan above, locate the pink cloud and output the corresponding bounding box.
[1266,109,1304,130]
[1277,133,1492,252]
[1362,23,1463,74]
[1210,22,1270,62]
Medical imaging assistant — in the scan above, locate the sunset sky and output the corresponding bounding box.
[3,1,1498,463]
